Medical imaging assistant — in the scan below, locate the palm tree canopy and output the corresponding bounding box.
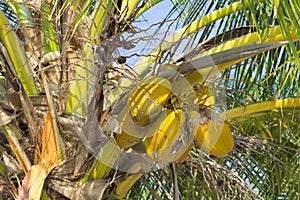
[0,0,299,199]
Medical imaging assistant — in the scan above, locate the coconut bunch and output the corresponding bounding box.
[112,72,234,165]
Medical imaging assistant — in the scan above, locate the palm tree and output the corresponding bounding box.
[0,0,299,199]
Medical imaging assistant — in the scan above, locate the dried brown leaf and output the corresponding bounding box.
[0,107,19,126]
[20,113,61,200]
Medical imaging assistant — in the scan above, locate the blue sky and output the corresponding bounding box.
[117,0,177,67]
[137,0,173,27]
